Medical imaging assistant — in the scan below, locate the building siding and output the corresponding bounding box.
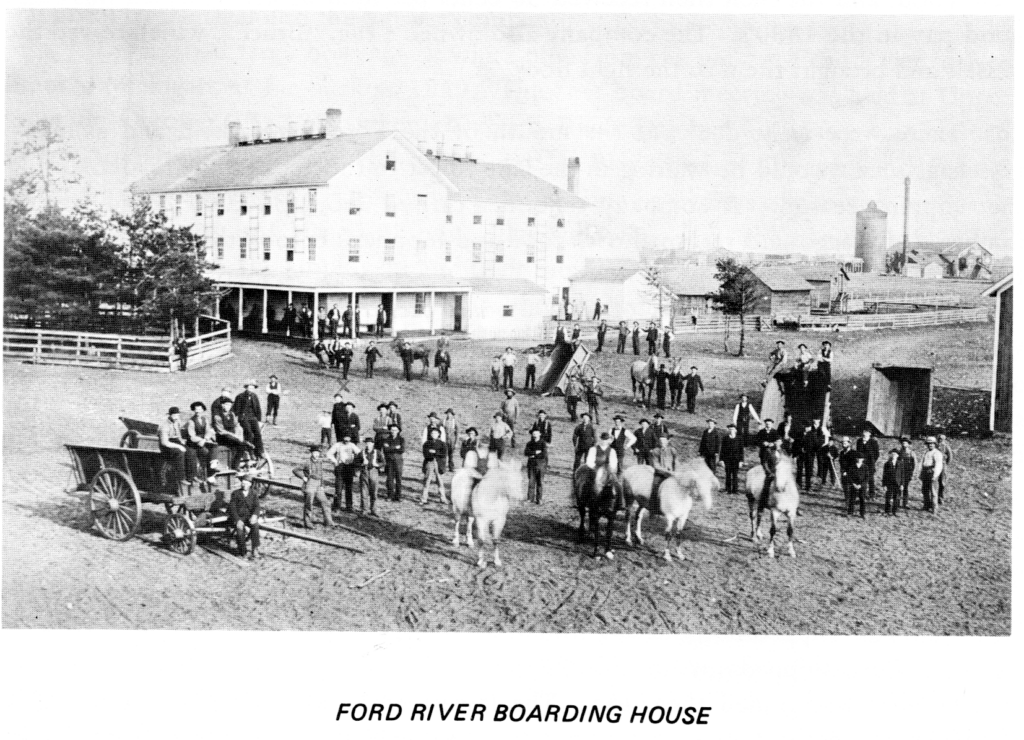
[994,286,1012,433]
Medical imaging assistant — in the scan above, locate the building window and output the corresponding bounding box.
[215,193,223,216]
[446,214,453,224]
[263,238,271,260]
[240,194,247,216]
[473,215,482,225]
[557,218,565,228]
[556,255,564,264]
[349,238,360,263]
[349,191,361,215]
[496,218,504,226]
[308,237,316,261]
[527,217,535,226]
[414,293,425,314]
[385,158,396,171]
[239,237,247,259]
[196,195,203,216]
[472,243,482,263]
[175,194,182,216]
[159,195,166,213]
[287,192,295,214]
[526,244,536,264]
[418,193,427,199]
[384,238,395,262]
[417,240,426,252]
[308,188,317,213]
[502,305,513,317]
[495,244,504,263]
[385,193,395,218]
[445,243,452,263]
[286,238,294,262]
[216,237,224,259]
[263,194,271,216]
[551,295,560,305]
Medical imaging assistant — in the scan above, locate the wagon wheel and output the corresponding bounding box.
[119,430,141,449]
[88,469,142,541]
[251,453,274,478]
[163,512,196,555]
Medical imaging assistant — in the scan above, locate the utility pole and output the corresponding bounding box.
[901,176,910,275]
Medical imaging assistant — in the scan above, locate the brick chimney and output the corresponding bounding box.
[567,157,580,194]
[228,121,241,146]
[325,108,342,139]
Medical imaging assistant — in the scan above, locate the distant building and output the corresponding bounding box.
[748,265,814,316]
[660,265,721,315]
[568,262,671,325]
[981,273,1012,434]
[791,264,839,308]
[891,242,993,279]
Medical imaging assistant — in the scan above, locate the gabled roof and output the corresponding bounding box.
[981,272,1012,297]
[432,157,590,209]
[131,131,396,193]
[569,262,644,284]
[791,264,839,283]
[659,265,720,296]
[889,241,991,259]
[750,265,814,292]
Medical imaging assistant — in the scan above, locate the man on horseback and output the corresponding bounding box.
[608,414,635,474]
[758,437,780,512]
[631,418,658,466]
[572,412,596,471]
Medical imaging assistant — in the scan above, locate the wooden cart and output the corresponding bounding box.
[118,416,274,476]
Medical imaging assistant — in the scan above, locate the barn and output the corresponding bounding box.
[982,273,1012,433]
[749,265,814,317]
[660,265,720,316]
[866,364,934,438]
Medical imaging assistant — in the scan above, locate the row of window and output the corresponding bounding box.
[216,237,317,262]
[160,189,318,217]
[407,293,512,318]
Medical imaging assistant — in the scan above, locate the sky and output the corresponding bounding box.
[4,11,1014,259]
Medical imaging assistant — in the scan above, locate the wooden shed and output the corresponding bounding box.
[749,265,814,316]
[982,273,1012,433]
[866,364,933,438]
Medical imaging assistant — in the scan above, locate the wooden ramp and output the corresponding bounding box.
[866,364,933,438]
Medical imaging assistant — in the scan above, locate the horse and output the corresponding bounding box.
[572,462,623,559]
[470,456,526,567]
[621,461,716,562]
[629,355,657,406]
[450,450,483,548]
[390,337,431,376]
[745,454,800,558]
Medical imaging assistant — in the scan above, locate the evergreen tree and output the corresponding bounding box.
[709,258,760,356]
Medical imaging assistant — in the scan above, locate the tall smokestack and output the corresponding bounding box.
[567,156,580,194]
[228,121,241,146]
[902,176,910,275]
[325,108,342,139]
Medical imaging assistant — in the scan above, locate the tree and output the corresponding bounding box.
[5,119,81,208]
[643,265,672,327]
[709,258,761,357]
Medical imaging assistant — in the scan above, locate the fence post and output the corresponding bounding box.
[35,331,42,364]
[116,337,122,369]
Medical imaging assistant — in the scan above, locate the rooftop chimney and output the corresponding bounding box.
[567,157,580,194]
[325,108,342,139]
[228,121,241,146]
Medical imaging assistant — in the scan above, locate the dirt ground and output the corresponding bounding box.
[2,324,1011,633]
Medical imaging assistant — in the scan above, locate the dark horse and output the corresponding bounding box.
[572,463,623,559]
[390,337,431,376]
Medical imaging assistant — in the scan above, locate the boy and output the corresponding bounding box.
[882,448,901,516]
[490,356,502,391]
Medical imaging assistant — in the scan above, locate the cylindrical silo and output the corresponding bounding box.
[855,201,887,273]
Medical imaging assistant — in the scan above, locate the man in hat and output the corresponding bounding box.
[721,423,744,495]
[284,302,297,337]
[299,303,313,338]
[500,389,519,449]
[650,412,668,441]
[376,303,387,339]
[593,297,603,321]
[354,303,362,337]
[585,431,619,474]
[585,376,604,426]
[185,401,216,481]
[524,347,540,389]
[263,376,281,427]
[632,418,658,466]
[460,427,482,469]
[372,403,390,448]
[609,414,636,474]
[333,399,360,447]
[229,470,262,559]
[809,418,831,487]
[882,448,902,516]
[777,411,797,454]
[386,401,403,432]
[846,452,868,518]
[421,412,446,445]
[837,436,857,500]
[897,437,917,510]
[312,337,329,368]
[524,428,549,504]
[936,433,953,504]
[683,366,704,414]
[233,381,264,458]
[213,398,251,468]
[364,340,382,378]
[920,436,944,513]
[338,341,354,380]
[490,355,502,391]
[732,393,761,448]
[327,303,340,337]
[662,326,673,358]
[644,322,657,356]
[554,322,567,346]
[765,340,788,385]
[670,362,686,410]
[355,436,384,516]
[654,362,670,410]
[381,423,405,501]
[211,386,233,421]
[651,430,679,474]
[616,321,629,354]
[632,321,641,355]
[500,347,517,389]
[488,412,513,460]
[572,412,597,471]
[341,304,352,337]
[175,334,189,372]
[435,344,452,384]
[293,446,335,528]
[328,432,360,512]
[400,341,415,382]
[792,420,816,491]
[421,426,448,506]
[596,319,608,353]
[158,406,188,494]
[443,408,459,471]
[817,340,833,388]
[530,409,553,444]
[754,419,778,464]
[317,305,327,339]
[564,370,583,422]
[699,418,721,474]
[856,427,881,500]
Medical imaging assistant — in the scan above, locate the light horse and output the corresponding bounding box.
[572,462,623,559]
[449,449,486,548]
[745,454,800,558]
[629,355,658,406]
[390,337,431,377]
[621,460,716,562]
[470,456,526,568]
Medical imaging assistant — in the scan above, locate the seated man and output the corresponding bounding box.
[213,398,253,469]
[573,432,620,506]
[228,471,262,559]
[185,401,216,482]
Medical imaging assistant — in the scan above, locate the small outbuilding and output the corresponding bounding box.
[866,364,934,438]
[981,273,1012,433]
[749,265,814,316]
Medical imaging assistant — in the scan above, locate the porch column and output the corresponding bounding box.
[262,289,269,333]
[391,292,398,337]
[464,291,471,335]
[429,291,436,335]
[214,293,220,319]
[351,291,357,338]
[237,287,244,330]
[312,291,319,339]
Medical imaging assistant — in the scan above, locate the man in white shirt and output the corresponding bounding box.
[327,433,360,513]
[920,436,944,513]
[500,347,517,389]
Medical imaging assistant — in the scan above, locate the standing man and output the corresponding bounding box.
[609,414,636,474]
[158,406,188,494]
[330,393,347,445]
[524,428,549,504]
[386,401,403,433]
[920,436,944,513]
[443,408,459,472]
[596,320,608,352]
[846,452,868,518]
[755,419,779,464]
[341,304,352,337]
[523,347,539,389]
[293,446,335,529]
[400,341,415,382]
[721,424,744,495]
[490,355,502,391]
[185,401,216,480]
[327,433,359,513]
[317,305,327,339]
[564,371,582,422]
[355,436,384,516]
[435,344,452,384]
[488,412,513,460]
[810,419,832,488]
[265,374,281,426]
[856,427,881,500]
[793,421,816,492]
[318,409,333,449]
[631,321,641,355]
[632,417,658,466]
[554,322,566,345]
[650,411,669,441]
[585,376,604,426]
[662,326,673,358]
[936,433,953,505]
[300,304,313,338]
[500,389,520,449]
[670,362,685,410]
[818,340,833,388]
[233,380,264,459]
[175,334,189,372]
[572,412,597,471]
[732,393,761,448]
[501,347,516,389]
[698,418,721,474]
[338,341,354,380]
[284,302,297,337]
[421,426,448,506]
[365,340,382,378]
[654,363,670,410]
[372,403,391,448]
[616,321,628,354]
[777,411,796,454]
[646,322,659,356]
[837,436,857,504]
[897,437,917,510]
[420,411,446,446]
[327,303,340,337]
[882,448,902,516]
[381,423,405,501]
[376,303,387,339]
[593,297,602,320]
[530,409,553,445]
[354,303,362,338]
[684,366,704,414]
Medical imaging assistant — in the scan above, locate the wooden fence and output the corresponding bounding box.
[3,317,231,372]
[798,306,991,331]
